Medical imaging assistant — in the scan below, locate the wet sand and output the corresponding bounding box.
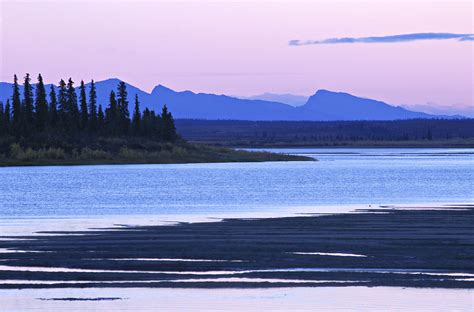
[0,205,473,289]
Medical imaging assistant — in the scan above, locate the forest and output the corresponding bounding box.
[0,74,178,141]
[0,74,308,165]
[175,119,474,147]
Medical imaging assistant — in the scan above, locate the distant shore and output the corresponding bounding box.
[0,204,472,289]
[175,119,474,148]
[202,139,474,148]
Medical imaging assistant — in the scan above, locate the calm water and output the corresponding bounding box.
[1,148,473,311]
[1,287,473,311]
[0,148,472,220]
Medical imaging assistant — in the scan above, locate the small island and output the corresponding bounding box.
[0,74,311,166]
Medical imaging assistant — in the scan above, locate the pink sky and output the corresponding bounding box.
[0,0,472,108]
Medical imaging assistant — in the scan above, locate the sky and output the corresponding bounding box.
[0,0,472,112]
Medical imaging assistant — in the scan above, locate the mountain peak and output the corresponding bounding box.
[0,79,453,120]
[241,93,309,106]
[97,78,123,84]
[151,84,175,95]
[314,89,332,94]
[303,89,435,120]
[312,89,354,98]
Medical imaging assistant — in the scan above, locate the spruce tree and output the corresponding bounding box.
[116,81,130,134]
[427,129,433,140]
[23,73,35,131]
[49,85,58,128]
[12,75,22,130]
[79,80,88,130]
[4,99,11,133]
[132,94,141,135]
[97,104,105,133]
[57,79,67,130]
[142,108,151,136]
[0,101,4,135]
[161,104,177,141]
[66,78,79,133]
[88,80,97,132]
[105,91,118,135]
[152,110,161,138]
[35,74,49,130]
[4,73,181,141]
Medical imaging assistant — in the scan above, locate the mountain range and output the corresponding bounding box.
[237,93,308,107]
[0,78,464,121]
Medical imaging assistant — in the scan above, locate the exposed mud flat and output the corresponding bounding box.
[0,205,473,289]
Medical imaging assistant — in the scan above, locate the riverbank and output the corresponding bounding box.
[0,139,312,167]
[0,204,472,289]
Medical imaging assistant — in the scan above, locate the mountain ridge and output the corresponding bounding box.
[238,93,308,106]
[0,79,464,121]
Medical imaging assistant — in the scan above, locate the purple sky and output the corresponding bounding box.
[1,0,472,110]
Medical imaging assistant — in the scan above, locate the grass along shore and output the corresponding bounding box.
[0,138,312,167]
[0,75,315,166]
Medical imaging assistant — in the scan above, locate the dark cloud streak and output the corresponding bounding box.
[289,33,474,46]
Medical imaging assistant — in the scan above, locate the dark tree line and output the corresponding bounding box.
[0,74,178,141]
[175,119,474,144]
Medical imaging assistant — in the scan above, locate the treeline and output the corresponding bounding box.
[0,74,178,141]
[175,119,474,146]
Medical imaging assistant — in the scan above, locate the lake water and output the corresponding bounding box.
[0,147,472,236]
[1,148,473,311]
[0,148,472,230]
[1,287,472,311]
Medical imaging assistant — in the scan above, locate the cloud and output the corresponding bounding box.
[289,33,474,46]
[459,35,474,41]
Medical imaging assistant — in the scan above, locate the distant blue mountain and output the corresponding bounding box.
[300,89,442,120]
[0,79,463,121]
[238,93,308,106]
[150,85,301,120]
[0,78,155,116]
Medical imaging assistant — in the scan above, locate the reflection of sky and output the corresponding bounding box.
[1,286,472,310]
[0,148,472,226]
[1,1,472,108]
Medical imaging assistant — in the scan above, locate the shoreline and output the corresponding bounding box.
[1,202,471,236]
[208,141,474,149]
[1,204,472,289]
[0,156,313,168]
[240,145,474,150]
[0,140,314,168]
[0,150,313,168]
